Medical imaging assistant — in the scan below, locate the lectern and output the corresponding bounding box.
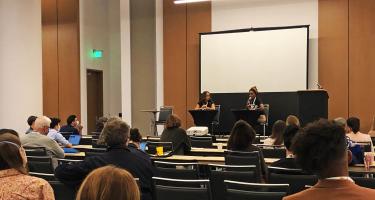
[189,110,218,133]
[231,109,261,127]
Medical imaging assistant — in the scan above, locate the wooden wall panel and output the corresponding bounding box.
[163,0,188,127]
[42,0,59,117]
[348,0,375,132]
[318,0,349,120]
[186,3,211,128]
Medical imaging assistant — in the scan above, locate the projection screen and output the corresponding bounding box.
[200,26,309,93]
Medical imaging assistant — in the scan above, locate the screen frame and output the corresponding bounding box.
[199,25,310,94]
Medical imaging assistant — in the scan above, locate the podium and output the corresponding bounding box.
[189,110,218,132]
[231,109,261,127]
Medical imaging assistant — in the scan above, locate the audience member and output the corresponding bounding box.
[346,117,373,152]
[25,115,37,134]
[95,116,108,133]
[60,115,81,135]
[0,130,54,200]
[284,119,375,200]
[286,115,300,127]
[55,118,155,200]
[76,166,140,200]
[20,116,64,158]
[47,117,72,148]
[227,120,267,179]
[369,116,375,137]
[128,128,150,161]
[263,120,286,145]
[271,125,300,168]
[160,114,191,155]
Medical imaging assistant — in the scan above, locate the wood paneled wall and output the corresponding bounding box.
[42,0,80,122]
[319,0,375,132]
[163,0,211,128]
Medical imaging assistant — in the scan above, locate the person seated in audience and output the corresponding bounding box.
[25,115,37,134]
[55,118,155,200]
[59,115,82,135]
[195,91,216,110]
[20,116,64,158]
[246,86,266,123]
[128,128,150,161]
[47,117,72,148]
[284,119,375,200]
[286,115,300,127]
[227,120,268,179]
[95,116,108,133]
[369,116,375,137]
[76,165,140,200]
[0,129,54,200]
[271,125,300,168]
[346,117,373,152]
[263,120,286,146]
[160,114,191,155]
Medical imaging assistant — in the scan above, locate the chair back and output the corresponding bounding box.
[213,105,221,124]
[145,142,173,156]
[208,164,258,200]
[49,181,76,200]
[29,172,56,181]
[153,177,212,200]
[259,147,286,159]
[57,159,83,166]
[190,136,213,148]
[263,104,270,124]
[85,151,105,157]
[27,156,54,173]
[224,180,288,200]
[157,106,173,122]
[154,161,200,180]
[79,137,92,145]
[24,146,47,156]
[60,132,73,140]
[225,150,262,181]
[268,167,317,195]
[352,177,375,189]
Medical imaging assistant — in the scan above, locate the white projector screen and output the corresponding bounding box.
[200,26,309,93]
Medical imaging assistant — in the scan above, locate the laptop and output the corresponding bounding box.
[68,135,81,146]
[63,148,79,153]
[140,142,147,152]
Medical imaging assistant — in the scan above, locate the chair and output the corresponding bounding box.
[261,104,270,136]
[155,106,173,125]
[224,180,289,200]
[153,177,212,200]
[85,151,105,157]
[49,181,76,200]
[352,177,375,189]
[153,161,200,180]
[29,172,56,181]
[24,146,47,156]
[190,136,213,148]
[260,146,286,159]
[145,142,173,156]
[60,132,73,140]
[79,137,92,145]
[268,167,318,195]
[57,159,83,166]
[208,164,258,200]
[225,150,262,182]
[211,105,221,135]
[27,156,54,173]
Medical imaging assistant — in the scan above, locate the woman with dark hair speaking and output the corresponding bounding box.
[247,86,266,123]
[195,91,216,110]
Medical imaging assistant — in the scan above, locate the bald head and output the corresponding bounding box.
[34,116,51,135]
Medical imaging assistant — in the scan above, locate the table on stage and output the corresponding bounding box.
[140,109,160,136]
[231,109,261,127]
[188,109,218,132]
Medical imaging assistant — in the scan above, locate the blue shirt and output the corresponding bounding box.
[47,129,71,147]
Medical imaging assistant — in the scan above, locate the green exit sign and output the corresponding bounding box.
[91,49,103,58]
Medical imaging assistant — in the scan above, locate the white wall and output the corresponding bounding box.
[211,0,318,89]
[0,0,43,133]
[80,0,122,133]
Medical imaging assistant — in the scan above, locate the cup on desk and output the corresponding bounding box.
[156,146,164,156]
[216,143,223,150]
[364,152,374,171]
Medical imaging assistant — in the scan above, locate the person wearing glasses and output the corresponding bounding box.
[195,91,216,110]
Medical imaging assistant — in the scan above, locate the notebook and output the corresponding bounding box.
[63,148,79,153]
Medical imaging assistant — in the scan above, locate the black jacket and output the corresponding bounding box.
[128,143,151,162]
[54,146,155,200]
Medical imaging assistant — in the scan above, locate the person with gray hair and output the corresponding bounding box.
[55,118,155,200]
[20,116,64,158]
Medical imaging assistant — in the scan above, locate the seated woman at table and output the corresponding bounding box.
[246,86,266,123]
[227,120,267,179]
[271,125,300,168]
[263,120,286,146]
[195,91,216,110]
[160,114,191,155]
